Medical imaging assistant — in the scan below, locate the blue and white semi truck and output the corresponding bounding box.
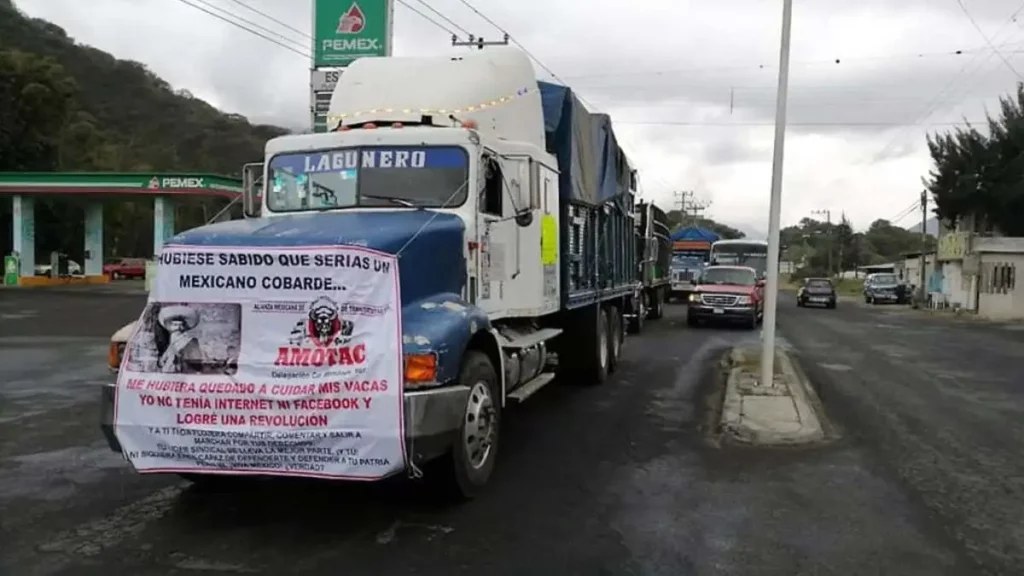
[102,48,641,498]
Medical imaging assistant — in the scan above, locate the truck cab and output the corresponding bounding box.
[102,48,640,499]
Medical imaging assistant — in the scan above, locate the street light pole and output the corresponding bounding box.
[759,0,794,388]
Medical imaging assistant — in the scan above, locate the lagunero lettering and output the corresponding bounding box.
[271,147,467,175]
[113,244,405,480]
[314,0,390,67]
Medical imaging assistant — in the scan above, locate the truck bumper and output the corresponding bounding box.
[687,304,756,322]
[99,381,468,469]
[670,282,693,298]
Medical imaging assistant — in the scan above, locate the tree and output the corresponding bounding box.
[781,217,932,276]
[0,0,290,260]
[925,82,1024,235]
[0,49,75,170]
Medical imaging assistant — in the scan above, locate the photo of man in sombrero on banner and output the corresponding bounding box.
[125,302,241,376]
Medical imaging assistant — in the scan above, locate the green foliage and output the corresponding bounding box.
[664,210,746,239]
[925,82,1024,235]
[0,1,289,259]
[0,49,75,170]
[780,216,934,273]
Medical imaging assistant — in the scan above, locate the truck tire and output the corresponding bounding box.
[579,304,610,386]
[627,292,647,334]
[648,288,665,320]
[435,350,501,500]
[607,305,623,374]
[686,312,698,327]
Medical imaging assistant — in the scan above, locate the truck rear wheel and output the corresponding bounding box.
[435,350,501,500]
[579,304,610,386]
[607,305,623,374]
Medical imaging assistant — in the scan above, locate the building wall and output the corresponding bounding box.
[940,261,970,309]
[901,254,936,287]
[976,252,1023,320]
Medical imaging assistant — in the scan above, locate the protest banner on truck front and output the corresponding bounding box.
[113,244,405,480]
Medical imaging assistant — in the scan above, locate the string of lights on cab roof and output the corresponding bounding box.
[326,86,537,125]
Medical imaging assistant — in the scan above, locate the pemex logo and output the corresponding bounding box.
[336,2,366,34]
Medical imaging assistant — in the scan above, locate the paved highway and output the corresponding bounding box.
[780,295,1024,576]
[0,287,993,575]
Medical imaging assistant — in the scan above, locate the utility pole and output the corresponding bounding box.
[759,0,794,390]
[675,190,692,226]
[452,33,510,50]
[919,189,928,302]
[837,210,846,278]
[674,191,710,228]
[812,209,832,276]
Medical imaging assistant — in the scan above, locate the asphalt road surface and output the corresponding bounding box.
[0,287,987,575]
[780,295,1024,576]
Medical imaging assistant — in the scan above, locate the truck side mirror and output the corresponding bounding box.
[242,162,264,218]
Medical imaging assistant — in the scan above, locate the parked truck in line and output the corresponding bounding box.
[102,48,643,498]
[629,201,671,332]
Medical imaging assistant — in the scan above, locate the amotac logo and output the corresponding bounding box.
[275,296,364,367]
[336,2,366,34]
[290,296,354,347]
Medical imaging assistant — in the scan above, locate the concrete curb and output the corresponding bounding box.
[721,346,826,445]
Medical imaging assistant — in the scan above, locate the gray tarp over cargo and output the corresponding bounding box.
[538,81,633,206]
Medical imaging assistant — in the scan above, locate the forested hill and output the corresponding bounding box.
[0,0,288,175]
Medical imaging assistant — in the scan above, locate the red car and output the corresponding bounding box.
[103,258,147,280]
[685,265,764,329]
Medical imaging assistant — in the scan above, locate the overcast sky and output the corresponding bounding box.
[16,0,1024,235]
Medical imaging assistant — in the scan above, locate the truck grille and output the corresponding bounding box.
[701,294,739,306]
[673,271,693,282]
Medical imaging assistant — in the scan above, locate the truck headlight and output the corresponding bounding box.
[688,293,700,303]
[735,295,752,304]
[108,341,126,371]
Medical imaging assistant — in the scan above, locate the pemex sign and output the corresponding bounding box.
[313,0,393,67]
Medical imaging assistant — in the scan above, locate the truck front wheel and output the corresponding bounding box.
[439,350,501,500]
[648,288,665,320]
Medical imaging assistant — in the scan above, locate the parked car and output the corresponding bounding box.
[797,277,836,308]
[686,265,764,328]
[863,273,903,305]
[103,258,147,279]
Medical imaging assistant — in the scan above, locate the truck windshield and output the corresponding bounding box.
[873,274,897,284]
[266,146,469,212]
[702,268,757,286]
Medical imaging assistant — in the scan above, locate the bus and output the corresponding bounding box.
[709,239,770,277]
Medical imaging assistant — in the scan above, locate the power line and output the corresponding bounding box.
[889,201,920,224]
[174,0,310,58]
[396,0,463,37]
[872,2,1024,161]
[190,0,309,51]
[561,44,1024,81]
[178,0,466,60]
[223,0,311,40]
[614,120,984,127]
[453,0,572,86]
[411,0,471,36]
[955,0,1021,79]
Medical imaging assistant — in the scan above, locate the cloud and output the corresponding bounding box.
[14,0,1024,232]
